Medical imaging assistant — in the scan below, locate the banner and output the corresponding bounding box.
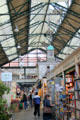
[1,72,12,81]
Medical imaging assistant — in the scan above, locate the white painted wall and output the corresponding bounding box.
[38,61,56,79]
[38,49,56,79]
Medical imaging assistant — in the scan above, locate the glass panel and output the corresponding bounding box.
[58,29,80,59]
[3,49,47,67]
[0,0,18,61]
[8,54,18,61]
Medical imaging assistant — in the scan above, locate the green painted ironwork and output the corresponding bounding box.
[38,0,50,45]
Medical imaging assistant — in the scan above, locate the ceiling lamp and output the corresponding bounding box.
[17,45,21,49]
[14,25,19,32]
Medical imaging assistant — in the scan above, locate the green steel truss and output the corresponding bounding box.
[0,0,80,67]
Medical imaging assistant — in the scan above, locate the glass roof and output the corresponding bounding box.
[58,29,80,59]
[29,0,72,50]
[0,0,18,60]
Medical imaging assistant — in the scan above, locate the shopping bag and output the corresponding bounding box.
[19,103,23,109]
[43,106,52,113]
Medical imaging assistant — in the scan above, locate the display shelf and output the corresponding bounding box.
[74,78,80,81]
[66,105,75,109]
[75,109,80,120]
[75,89,80,91]
[74,78,80,120]
[65,76,75,120]
[75,99,80,101]
[76,101,80,110]
[75,108,80,111]
[55,90,67,120]
[66,82,73,84]
[68,91,74,93]
[74,80,80,90]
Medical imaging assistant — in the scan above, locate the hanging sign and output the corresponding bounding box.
[1,72,12,81]
[51,81,55,85]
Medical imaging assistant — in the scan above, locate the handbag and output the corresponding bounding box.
[43,100,52,113]
[43,106,52,113]
[19,103,23,109]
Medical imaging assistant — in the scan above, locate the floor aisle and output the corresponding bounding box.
[15,109,43,120]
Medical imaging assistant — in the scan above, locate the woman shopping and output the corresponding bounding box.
[43,94,53,120]
[22,91,27,110]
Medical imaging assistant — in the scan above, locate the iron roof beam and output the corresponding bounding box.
[1,2,79,27]
[12,3,46,21]
[66,45,77,49]
[38,0,50,44]
[0,3,45,27]
[1,2,79,25]
[9,0,16,13]
[50,21,80,39]
[7,0,19,58]
[60,52,70,55]
[30,22,43,34]
[57,28,79,56]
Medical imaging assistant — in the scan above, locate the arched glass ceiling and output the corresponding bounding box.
[58,29,80,59]
[29,0,71,50]
[0,0,18,61]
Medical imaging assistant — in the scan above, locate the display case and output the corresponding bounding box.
[55,90,67,120]
[74,78,80,120]
[65,76,75,120]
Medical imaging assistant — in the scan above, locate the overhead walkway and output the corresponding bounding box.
[16,79,37,87]
[15,79,37,83]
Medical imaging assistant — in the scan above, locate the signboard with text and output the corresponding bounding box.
[1,72,12,82]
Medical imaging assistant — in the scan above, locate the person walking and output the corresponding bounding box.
[43,94,53,120]
[22,91,27,110]
[29,91,32,107]
[33,92,40,118]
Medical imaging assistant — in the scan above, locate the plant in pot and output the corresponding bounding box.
[0,80,11,120]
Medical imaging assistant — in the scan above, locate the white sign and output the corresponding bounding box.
[1,72,12,81]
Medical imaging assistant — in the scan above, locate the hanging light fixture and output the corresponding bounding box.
[17,43,21,49]
[14,25,19,32]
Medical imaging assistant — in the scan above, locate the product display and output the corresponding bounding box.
[75,80,80,90]
[65,75,75,120]
[76,110,80,119]
[55,89,67,120]
[74,78,80,120]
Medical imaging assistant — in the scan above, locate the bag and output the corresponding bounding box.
[43,106,52,113]
[43,100,52,113]
[19,103,23,109]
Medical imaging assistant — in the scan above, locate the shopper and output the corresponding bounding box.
[22,91,27,110]
[29,91,32,107]
[33,92,40,118]
[43,94,53,120]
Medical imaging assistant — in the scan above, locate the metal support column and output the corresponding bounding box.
[75,64,79,78]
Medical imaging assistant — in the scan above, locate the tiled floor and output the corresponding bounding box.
[15,108,43,120]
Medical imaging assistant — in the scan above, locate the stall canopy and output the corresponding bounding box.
[0,0,80,67]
